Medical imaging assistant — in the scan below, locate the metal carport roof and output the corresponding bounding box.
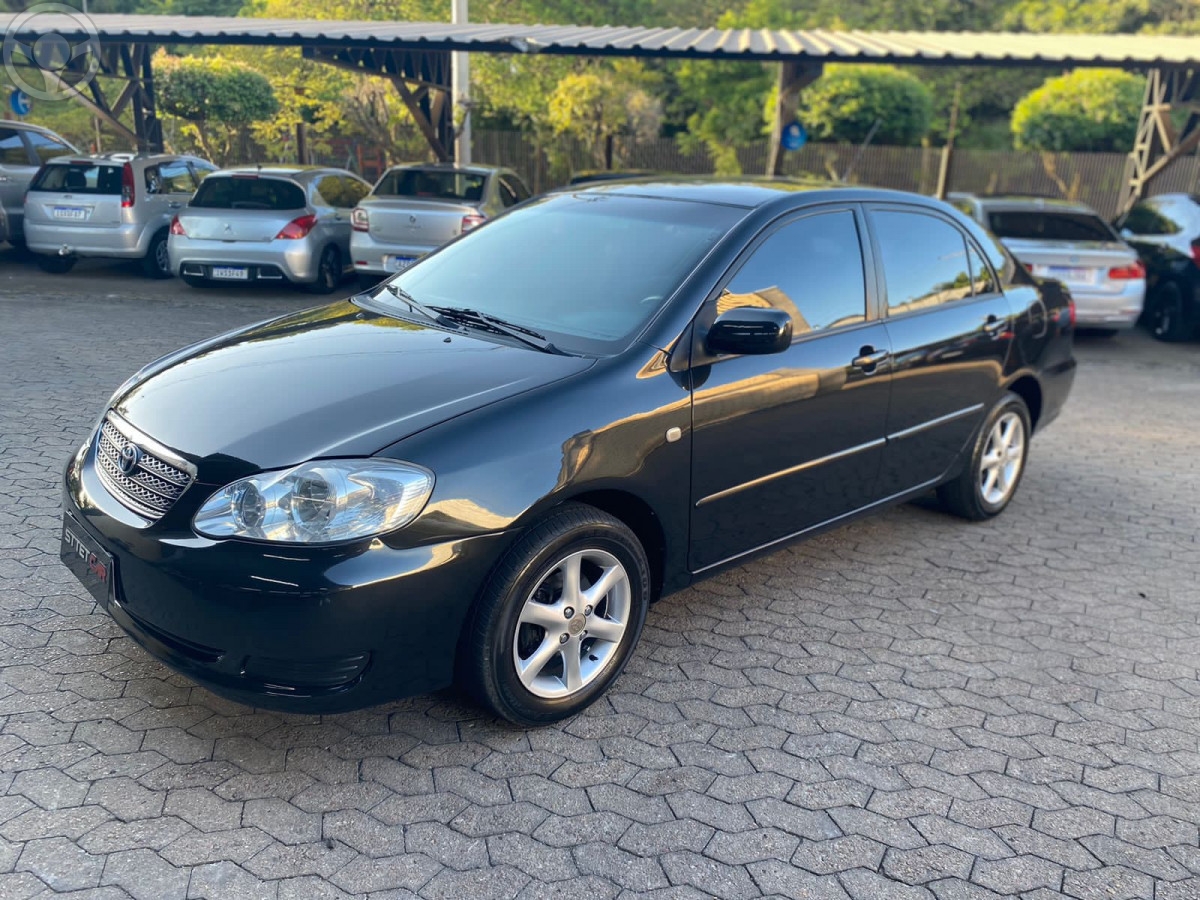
[2,13,1200,69]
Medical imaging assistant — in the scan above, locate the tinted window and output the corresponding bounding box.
[500,175,530,204]
[498,179,518,207]
[1123,200,1183,236]
[720,210,867,336]
[0,128,29,165]
[30,163,122,194]
[314,174,355,208]
[988,210,1118,242]
[967,243,997,295]
[874,211,972,313]
[191,176,306,210]
[153,159,196,193]
[190,161,217,182]
[380,194,738,354]
[25,131,74,164]
[375,167,486,202]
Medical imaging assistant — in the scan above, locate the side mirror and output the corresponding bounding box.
[705,307,793,356]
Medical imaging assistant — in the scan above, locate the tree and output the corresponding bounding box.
[155,52,278,164]
[1011,69,1144,152]
[798,65,933,146]
[547,62,663,168]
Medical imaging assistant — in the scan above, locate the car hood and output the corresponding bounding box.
[112,300,594,479]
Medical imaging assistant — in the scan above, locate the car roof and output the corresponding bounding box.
[950,193,1101,215]
[562,177,941,211]
[44,152,198,165]
[212,165,361,183]
[385,162,509,176]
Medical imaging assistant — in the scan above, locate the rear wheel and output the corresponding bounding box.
[307,246,341,295]
[460,503,650,726]
[937,392,1031,521]
[1146,281,1193,342]
[141,230,172,279]
[36,254,76,274]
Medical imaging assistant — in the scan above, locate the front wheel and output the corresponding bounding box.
[1146,281,1193,342]
[937,393,1031,521]
[460,503,650,726]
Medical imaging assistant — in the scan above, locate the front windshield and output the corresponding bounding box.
[370,193,740,354]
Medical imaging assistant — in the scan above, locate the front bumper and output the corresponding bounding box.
[26,220,150,259]
[61,436,511,713]
[169,235,321,284]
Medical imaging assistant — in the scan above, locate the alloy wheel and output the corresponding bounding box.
[979,411,1025,507]
[512,549,631,699]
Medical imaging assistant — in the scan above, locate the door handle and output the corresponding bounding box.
[983,314,1008,338]
[852,346,889,374]
[167,201,182,209]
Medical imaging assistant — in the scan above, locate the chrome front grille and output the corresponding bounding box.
[95,414,195,521]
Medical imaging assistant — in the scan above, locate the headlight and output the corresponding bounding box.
[193,459,433,544]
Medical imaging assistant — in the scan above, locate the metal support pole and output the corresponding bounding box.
[451,0,471,165]
[140,44,163,153]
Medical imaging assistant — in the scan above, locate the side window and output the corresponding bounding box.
[25,131,74,164]
[966,242,997,295]
[189,161,217,184]
[719,210,867,337]
[497,178,518,207]
[143,165,163,194]
[504,175,530,203]
[157,159,196,192]
[0,128,30,165]
[314,174,354,209]
[1123,200,1181,236]
[339,176,369,206]
[873,210,972,314]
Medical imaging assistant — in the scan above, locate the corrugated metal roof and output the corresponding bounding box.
[1,13,1198,68]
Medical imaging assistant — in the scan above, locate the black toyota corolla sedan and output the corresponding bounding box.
[61,180,1076,725]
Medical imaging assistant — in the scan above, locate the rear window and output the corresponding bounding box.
[30,163,122,195]
[191,176,306,210]
[374,168,486,202]
[987,211,1118,242]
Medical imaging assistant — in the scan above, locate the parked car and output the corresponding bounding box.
[350,163,530,283]
[170,166,370,292]
[1116,193,1200,342]
[0,121,78,248]
[61,181,1075,725]
[25,152,217,277]
[951,193,1145,334]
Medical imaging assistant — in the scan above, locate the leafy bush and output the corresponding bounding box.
[799,65,934,146]
[1011,69,1144,152]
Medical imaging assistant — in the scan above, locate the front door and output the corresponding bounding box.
[866,206,1015,495]
[688,206,892,572]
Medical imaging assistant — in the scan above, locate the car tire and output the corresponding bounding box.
[460,503,650,726]
[141,230,172,279]
[937,392,1032,521]
[308,246,341,295]
[1146,281,1193,342]
[36,254,76,274]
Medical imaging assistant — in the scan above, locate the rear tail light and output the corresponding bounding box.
[275,214,318,240]
[169,215,186,237]
[1190,240,1200,268]
[1107,261,1145,280]
[461,213,486,233]
[121,162,135,208]
[351,208,369,232]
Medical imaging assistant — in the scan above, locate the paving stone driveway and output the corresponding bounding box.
[2,264,1199,900]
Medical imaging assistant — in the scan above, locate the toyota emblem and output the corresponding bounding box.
[118,443,141,476]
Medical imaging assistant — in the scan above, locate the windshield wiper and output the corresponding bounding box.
[430,306,567,355]
[383,283,458,329]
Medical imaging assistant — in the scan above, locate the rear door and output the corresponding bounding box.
[0,127,35,237]
[689,205,892,572]
[25,160,125,232]
[868,205,1015,495]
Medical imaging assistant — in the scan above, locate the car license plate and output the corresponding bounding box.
[384,256,417,272]
[1038,265,1095,284]
[211,266,249,280]
[52,206,88,221]
[60,515,113,607]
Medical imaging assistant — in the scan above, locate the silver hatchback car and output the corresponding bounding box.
[170,166,371,292]
[25,152,217,277]
[0,121,78,247]
[350,164,530,283]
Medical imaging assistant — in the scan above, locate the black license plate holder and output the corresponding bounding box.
[60,514,114,607]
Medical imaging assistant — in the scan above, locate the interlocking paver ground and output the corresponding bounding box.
[2,258,1199,898]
